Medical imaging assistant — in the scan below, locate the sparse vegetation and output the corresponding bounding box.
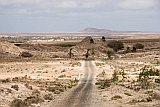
[24,95,44,105]
[1,35,160,107]
[126,47,131,53]
[95,70,119,89]
[127,99,137,105]
[111,70,119,83]
[43,93,54,100]
[11,84,19,91]
[107,50,114,59]
[95,79,111,89]
[138,65,159,89]
[133,43,144,49]
[55,44,75,47]
[91,48,95,55]
[24,83,33,90]
[111,95,122,100]
[108,40,124,52]
[124,92,132,96]
[11,99,28,107]
[20,51,33,57]
[132,47,137,52]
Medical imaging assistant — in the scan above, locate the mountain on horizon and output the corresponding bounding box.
[80,28,112,33]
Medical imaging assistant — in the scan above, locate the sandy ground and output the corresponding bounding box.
[0,60,82,80]
[95,60,160,107]
[0,60,82,107]
[0,43,160,107]
[94,50,160,107]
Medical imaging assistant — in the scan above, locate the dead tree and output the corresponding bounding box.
[68,48,74,58]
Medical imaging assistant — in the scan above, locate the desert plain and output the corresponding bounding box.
[0,32,160,107]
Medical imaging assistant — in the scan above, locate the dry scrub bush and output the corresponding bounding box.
[12,77,19,82]
[146,91,160,100]
[43,93,54,100]
[20,51,33,57]
[58,74,66,78]
[11,99,28,107]
[61,69,66,73]
[95,70,119,89]
[11,85,19,91]
[46,86,66,94]
[24,96,44,105]
[24,83,33,90]
[0,78,11,83]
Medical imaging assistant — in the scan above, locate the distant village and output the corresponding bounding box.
[0,34,88,43]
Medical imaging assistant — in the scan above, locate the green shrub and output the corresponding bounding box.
[95,79,111,89]
[139,65,159,79]
[127,99,137,105]
[138,65,160,89]
[111,71,119,83]
[108,40,124,51]
[133,43,144,49]
[111,95,122,100]
[107,50,114,59]
[55,44,75,47]
[124,92,132,96]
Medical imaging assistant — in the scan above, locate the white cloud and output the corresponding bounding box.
[0,0,107,8]
[80,0,102,8]
[0,0,158,9]
[56,1,78,8]
[0,0,159,16]
[118,0,158,10]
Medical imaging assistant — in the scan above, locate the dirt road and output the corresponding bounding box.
[46,61,104,107]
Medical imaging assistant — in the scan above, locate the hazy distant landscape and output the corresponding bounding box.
[1,28,160,43]
[0,28,160,107]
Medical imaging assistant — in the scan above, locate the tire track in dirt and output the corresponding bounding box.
[47,61,96,107]
[64,61,94,107]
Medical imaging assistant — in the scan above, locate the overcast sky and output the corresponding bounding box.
[0,0,160,32]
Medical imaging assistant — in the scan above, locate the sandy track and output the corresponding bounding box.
[45,61,106,107]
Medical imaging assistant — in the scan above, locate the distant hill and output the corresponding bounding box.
[80,28,112,33]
